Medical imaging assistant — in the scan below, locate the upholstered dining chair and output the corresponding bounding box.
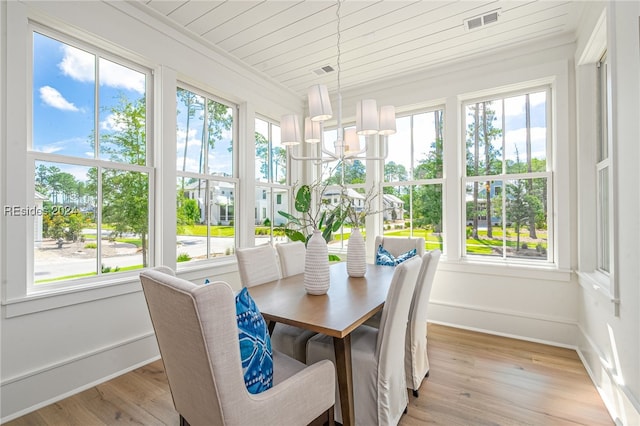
[306,256,421,425]
[140,267,336,426]
[237,244,316,363]
[405,249,441,397]
[235,244,281,287]
[276,241,306,277]
[374,235,425,260]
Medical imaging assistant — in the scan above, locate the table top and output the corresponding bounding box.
[248,262,396,338]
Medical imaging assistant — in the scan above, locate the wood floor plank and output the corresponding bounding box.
[5,324,613,425]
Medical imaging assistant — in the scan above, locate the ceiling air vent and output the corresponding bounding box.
[464,9,501,31]
[312,65,335,76]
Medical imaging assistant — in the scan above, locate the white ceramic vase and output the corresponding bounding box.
[346,227,366,277]
[304,230,330,295]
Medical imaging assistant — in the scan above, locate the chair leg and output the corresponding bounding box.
[404,406,408,414]
[327,405,335,426]
[179,414,190,426]
[412,389,419,398]
[425,370,430,378]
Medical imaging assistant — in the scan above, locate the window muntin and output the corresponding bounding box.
[254,117,290,245]
[463,89,551,261]
[176,86,237,265]
[382,110,444,250]
[31,30,151,287]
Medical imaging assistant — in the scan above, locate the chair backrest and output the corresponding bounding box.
[236,244,281,287]
[410,250,441,326]
[140,268,249,426]
[276,241,306,277]
[374,235,425,259]
[375,256,421,368]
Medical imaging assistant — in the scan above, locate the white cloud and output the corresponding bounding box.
[100,59,145,94]
[59,45,145,94]
[58,45,95,83]
[39,86,78,112]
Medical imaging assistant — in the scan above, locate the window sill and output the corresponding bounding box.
[439,256,572,282]
[3,274,143,318]
[577,270,619,311]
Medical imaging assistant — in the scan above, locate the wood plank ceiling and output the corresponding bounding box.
[132,1,584,97]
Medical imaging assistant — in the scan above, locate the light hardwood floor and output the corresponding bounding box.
[6,324,613,425]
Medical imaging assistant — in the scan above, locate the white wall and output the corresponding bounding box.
[575,2,640,424]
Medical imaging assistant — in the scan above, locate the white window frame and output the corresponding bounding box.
[175,82,239,267]
[461,86,554,265]
[254,115,290,246]
[28,24,155,294]
[381,107,445,252]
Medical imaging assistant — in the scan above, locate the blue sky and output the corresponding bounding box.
[32,31,145,162]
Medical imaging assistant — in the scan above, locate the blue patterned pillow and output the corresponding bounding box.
[395,248,417,265]
[235,287,273,394]
[375,245,397,266]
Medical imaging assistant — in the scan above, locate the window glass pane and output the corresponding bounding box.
[209,181,236,256]
[504,178,548,260]
[465,181,501,257]
[385,116,411,182]
[383,185,409,237]
[255,186,272,246]
[98,58,147,164]
[504,92,547,174]
[597,168,610,272]
[34,161,97,284]
[598,57,609,163]
[101,168,149,271]
[255,118,270,182]
[465,101,503,177]
[32,32,95,157]
[412,183,443,248]
[207,99,234,176]
[413,112,444,179]
[271,125,287,184]
[176,176,204,263]
[176,89,205,173]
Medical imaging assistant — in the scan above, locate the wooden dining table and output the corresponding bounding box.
[247,262,396,426]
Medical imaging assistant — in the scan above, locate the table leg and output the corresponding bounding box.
[333,334,354,426]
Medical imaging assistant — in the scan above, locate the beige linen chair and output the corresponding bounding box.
[374,235,425,259]
[405,249,441,397]
[276,241,306,277]
[237,244,316,363]
[236,245,281,286]
[306,256,421,426]
[140,267,335,426]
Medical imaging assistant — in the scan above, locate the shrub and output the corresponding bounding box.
[177,252,191,262]
[521,243,528,250]
[84,242,97,249]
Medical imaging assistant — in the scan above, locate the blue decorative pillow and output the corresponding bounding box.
[395,248,417,264]
[235,287,273,394]
[375,245,397,266]
[375,245,417,266]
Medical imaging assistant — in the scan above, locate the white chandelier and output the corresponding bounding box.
[281,0,396,163]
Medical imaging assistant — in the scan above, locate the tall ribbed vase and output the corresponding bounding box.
[304,230,330,295]
[347,227,366,277]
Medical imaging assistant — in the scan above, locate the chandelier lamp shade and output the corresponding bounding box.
[284,0,396,163]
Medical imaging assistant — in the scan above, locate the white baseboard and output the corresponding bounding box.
[428,299,579,348]
[0,332,160,423]
[576,324,640,426]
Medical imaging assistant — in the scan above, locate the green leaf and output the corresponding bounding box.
[294,185,311,213]
[318,210,327,230]
[277,210,301,226]
[284,229,306,243]
[328,254,342,262]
